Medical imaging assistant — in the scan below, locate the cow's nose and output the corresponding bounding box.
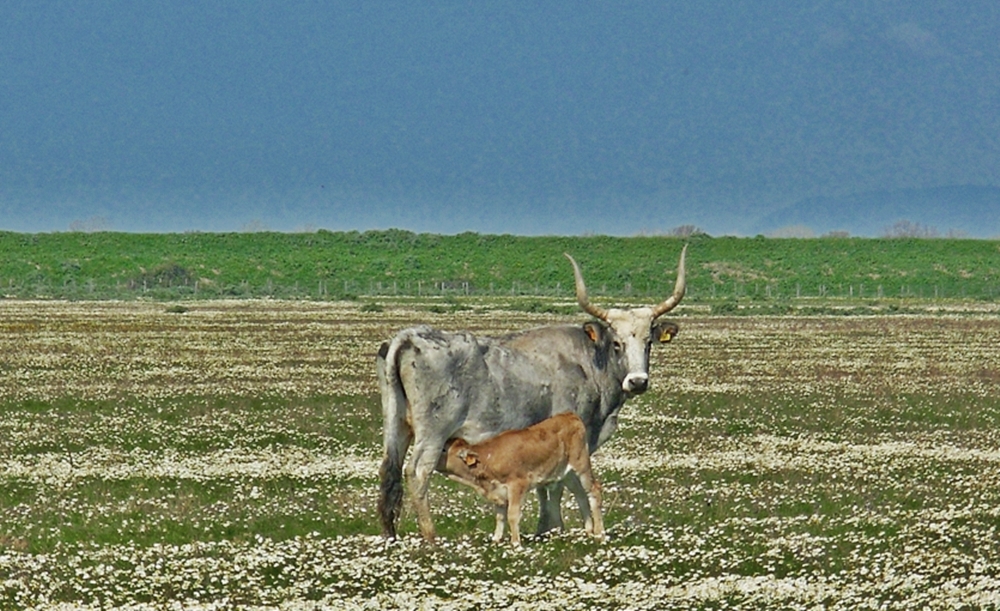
[623,373,649,393]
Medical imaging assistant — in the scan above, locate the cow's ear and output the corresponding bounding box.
[583,322,603,343]
[653,320,679,344]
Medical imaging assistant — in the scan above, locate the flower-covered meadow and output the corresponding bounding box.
[2,299,999,609]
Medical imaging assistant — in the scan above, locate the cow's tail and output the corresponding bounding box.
[376,336,411,539]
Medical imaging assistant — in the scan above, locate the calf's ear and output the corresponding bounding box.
[653,320,679,344]
[458,449,480,468]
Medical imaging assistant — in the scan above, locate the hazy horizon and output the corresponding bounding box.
[2,2,998,237]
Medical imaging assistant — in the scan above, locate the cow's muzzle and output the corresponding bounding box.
[623,373,649,394]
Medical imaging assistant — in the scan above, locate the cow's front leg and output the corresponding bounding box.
[535,481,565,535]
[563,472,594,532]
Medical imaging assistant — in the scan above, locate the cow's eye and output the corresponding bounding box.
[612,341,623,354]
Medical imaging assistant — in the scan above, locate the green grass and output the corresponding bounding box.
[3,305,1000,607]
[5,390,999,543]
[2,229,998,303]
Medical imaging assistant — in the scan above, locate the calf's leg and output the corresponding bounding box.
[506,483,528,548]
[573,469,604,541]
[588,481,604,540]
[492,504,507,543]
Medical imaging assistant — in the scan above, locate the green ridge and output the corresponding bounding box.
[1,230,998,301]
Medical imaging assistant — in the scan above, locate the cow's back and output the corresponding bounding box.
[391,325,597,445]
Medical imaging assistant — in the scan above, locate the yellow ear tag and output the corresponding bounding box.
[659,331,673,343]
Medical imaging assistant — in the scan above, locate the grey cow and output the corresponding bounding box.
[376,246,686,541]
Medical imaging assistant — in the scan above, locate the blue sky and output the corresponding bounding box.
[2,2,998,235]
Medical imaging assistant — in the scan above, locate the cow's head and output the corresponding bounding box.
[566,245,686,395]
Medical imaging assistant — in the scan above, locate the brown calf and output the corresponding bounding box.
[436,412,604,548]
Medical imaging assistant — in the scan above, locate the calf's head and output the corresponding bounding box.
[437,439,479,480]
[567,245,686,395]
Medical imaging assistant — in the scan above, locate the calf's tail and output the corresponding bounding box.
[376,339,411,539]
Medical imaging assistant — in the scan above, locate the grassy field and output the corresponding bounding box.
[2,230,999,302]
[2,298,1000,609]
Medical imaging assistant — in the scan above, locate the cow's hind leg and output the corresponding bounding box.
[406,440,447,542]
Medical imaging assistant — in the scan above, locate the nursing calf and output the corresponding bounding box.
[378,246,687,541]
[437,412,604,548]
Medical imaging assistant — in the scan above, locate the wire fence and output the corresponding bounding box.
[7,276,999,303]
[351,279,997,301]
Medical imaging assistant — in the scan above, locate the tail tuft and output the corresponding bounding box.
[376,335,410,539]
[378,454,405,538]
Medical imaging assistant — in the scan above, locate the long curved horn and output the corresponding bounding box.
[651,244,688,319]
[564,253,608,321]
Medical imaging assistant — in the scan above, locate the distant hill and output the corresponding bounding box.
[753,185,1000,238]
